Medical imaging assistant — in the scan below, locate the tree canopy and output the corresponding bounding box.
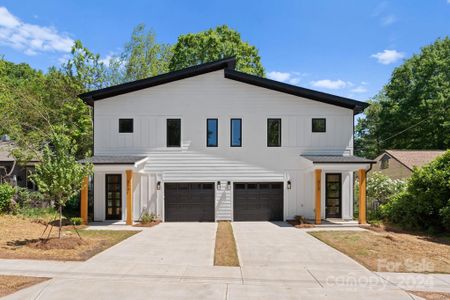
[169,25,265,76]
[356,37,450,158]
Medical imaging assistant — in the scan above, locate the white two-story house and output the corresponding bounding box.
[78,58,374,225]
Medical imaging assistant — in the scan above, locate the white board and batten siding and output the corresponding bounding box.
[92,70,355,221]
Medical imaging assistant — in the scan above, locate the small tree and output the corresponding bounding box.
[31,127,92,238]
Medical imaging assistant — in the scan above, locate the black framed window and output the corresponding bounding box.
[230,118,242,147]
[312,118,326,132]
[167,119,181,147]
[267,118,281,147]
[118,119,133,133]
[207,118,218,147]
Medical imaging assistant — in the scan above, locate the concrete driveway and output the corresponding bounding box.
[233,222,376,287]
[2,222,419,299]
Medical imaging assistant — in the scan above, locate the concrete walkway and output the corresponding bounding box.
[1,222,448,299]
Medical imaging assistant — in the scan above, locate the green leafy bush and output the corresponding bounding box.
[381,150,450,232]
[70,217,83,225]
[140,211,156,224]
[366,172,405,221]
[15,187,46,208]
[0,183,16,213]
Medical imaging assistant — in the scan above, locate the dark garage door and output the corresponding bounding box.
[233,182,283,221]
[165,182,215,222]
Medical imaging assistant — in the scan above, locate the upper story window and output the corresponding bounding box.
[230,118,242,147]
[312,118,326,133]
[207,119,218,147]
[267,118,281,147]
[167,119,181,147]
[119,119,133,133]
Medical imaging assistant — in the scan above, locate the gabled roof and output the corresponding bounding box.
[380,150,445,170]
[78,57,369,114]
[301,155,375,164]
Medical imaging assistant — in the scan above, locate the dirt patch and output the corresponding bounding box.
[309,230,450,273]
[409,291,450,300]
[133,220,161,228]
[0,275,49,297]
[0,215,138,261]
[214,221,240,267]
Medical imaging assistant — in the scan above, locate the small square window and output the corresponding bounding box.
[119,119,133,133]
[312,118,326,133]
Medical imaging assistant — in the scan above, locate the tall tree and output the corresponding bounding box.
[355,37,450,158]
[119,24,172,82]
[0,57,92,160]
[169,25,265,76]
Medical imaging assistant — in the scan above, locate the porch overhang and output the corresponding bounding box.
[301,155,375,171]
[301,155,375,225]
[78,155,148,172]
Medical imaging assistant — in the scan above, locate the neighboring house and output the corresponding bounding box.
[372,150,445,180]
[78,58,374,225]
[0,135,38,189]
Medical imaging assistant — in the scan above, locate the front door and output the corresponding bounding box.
[105,174,122,220]
[326,173,341,218]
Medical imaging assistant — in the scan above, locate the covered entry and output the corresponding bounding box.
[233,182,284,221]
[164,182,215,222]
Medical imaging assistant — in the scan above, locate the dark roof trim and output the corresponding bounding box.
[78,57,368,114]
[78,156,147,165]
[79,57,237,105]
[301,155,376,164]
[225,70,368,114]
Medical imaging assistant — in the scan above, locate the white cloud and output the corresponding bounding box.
[99,54,114,66]
[267,71,305,86]
[0,6,74,55]
[351,86,368,93]
[381,14,396,26]
[371,49,405,64]
[267,71,291,82]
[310,79,351,90]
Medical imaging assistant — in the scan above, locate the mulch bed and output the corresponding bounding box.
[287,219,315,228]
[0,275,49,298]
[133,220,161,227]
[214,221,240,267]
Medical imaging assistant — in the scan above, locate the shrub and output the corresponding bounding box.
[15,187,46,208]
[381,150,450,232]
[356,172,405,221]
[70,217,83,225]
[16,207,58,223]
[0,183,15,213]
[140,211,156,224]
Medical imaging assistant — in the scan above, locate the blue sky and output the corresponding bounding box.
[0,0,449,101]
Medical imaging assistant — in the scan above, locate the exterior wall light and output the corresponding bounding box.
[157,181,161,190]
[287,180,292,190]
[227,181,231,190]
[217,181,221,190]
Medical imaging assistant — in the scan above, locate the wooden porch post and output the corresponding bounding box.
[80,176,88,225]
[358,169,367,224]
[126,170,133,225]
[315,169,322,224]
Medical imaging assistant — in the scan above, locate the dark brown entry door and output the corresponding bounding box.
[326,174,341,218]
[164,182,215,222]
[233,182,283,221]
[106,174,122,220]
